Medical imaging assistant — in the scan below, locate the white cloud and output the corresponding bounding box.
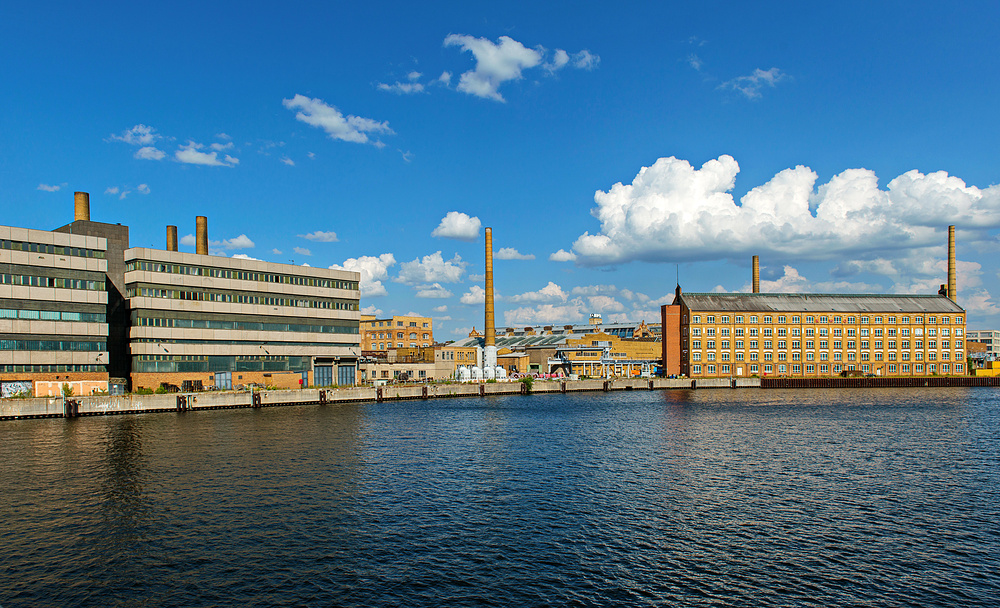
[109,124,159,146]
[231,253,260,261]
[572,50,600,70]
[460,285,486,305]
[361,304,383,316]
[415,283,454,298]
[687,54,703,71]
[431,211,481,241]
[438,71,452,85]
[180,234,196,247]
[298,230,339,242]
[211,141,234,151]
[330,253,396,297]
[544,49,570,72]
[209,235,254,250]
[293,246,312,256]
[395,251,466,284]
[961,289,1000,316]
[281,157,295,166]
[508,281,568,303]
[572,154,1000,268]
[282,94,393,145]
[571,284,618,296]
[272,248,283,255]
[443,34,543,102]
[175,141,239,167]
[137,184,150,194]
[434,305,448,312]
[37,183,61,192]
[549,249,577,262]
[105,187,120,195]
[495,247,535,260]
[216,132,231,140]
[378,81,425,95]
[468,273,486,282]
[719,67,788,99]
[587,295,625,312]
[400,150,413,163]
[135,146,166,160]
[504,302,587,326]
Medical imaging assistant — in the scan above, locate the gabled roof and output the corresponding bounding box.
[678,292,964,314]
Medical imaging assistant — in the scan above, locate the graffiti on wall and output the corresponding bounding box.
[1,381,33,398]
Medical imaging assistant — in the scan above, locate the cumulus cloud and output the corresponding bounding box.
[444,34,542,101]
[180,234,196,247]
[431,211,481,241]
[508,281,568,303]
[395,251,466,285]
[298,230,339,242]
[504,302,587,326]
[105,187,120,196]
[378,81,425,94]
[415,283,454,298]
[468,274,485,282]
[549,249,577,262]
[37,183,61,192]
[136,183,150,194]
[571,154,1000,269]
[495,247,535,260]
[231,253,260,261]
[460,285,486,305]
[176,141,239,167]
[281,157,295,166]
[293,246,312,256]
[544,49,570,72]
[272,248,283,255]
[109,124,160,146]
[217,235,255,249]
[572,50,600,70]
[434,305,448,312]
[283,94,393,145]
[361,304,383,316]
[331,253,396,298]
[719,67,788,99]
[571,284,618,296]
[135,146,166,160]
[438,71,452,85]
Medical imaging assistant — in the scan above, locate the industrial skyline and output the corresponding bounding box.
[3,1,999,335]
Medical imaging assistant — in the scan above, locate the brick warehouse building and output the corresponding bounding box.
[661,290,966,378]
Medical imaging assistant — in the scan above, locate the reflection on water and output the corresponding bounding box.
[1,388,999,607]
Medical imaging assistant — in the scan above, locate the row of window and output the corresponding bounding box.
[1,238,106,259]
[0,340,106,351]
[134,316,358,334]
[691,339,964,350]
[691,350,961,362]
[691,327,962,338]
[691,363,964,375]
[0,273,105,291]
[371,320,430,328]
[126,286,358,310]
[126,260,358,290]
[0,364,106,373]
[0,308,106,323]
[370,332,430,340]
[134,338,358,348]
[690,314,962,325]
[376,342,429,349]
[133,354,311,373]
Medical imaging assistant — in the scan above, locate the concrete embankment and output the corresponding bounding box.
[0,377,747,420]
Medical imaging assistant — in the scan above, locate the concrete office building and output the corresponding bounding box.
[0,222,110,397]
[125,219,361,390]
[966,330,999,358]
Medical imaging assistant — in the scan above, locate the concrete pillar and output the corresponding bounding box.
[196,216,208,255]
[74,192,90,222]
[166,226,178,252]
[948,225,956,302]
[752,255,760,293]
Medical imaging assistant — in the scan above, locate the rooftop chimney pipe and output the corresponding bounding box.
[485,227,495,348]
[74,192,90,222]
[166,225,178,252]
[947,225,956,302]
[752,255,760,293]
[196,216,208,255]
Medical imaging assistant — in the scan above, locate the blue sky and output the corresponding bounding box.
[3,1,1000,336]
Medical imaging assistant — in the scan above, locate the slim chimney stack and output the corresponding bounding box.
[196,216,208,255]
[166,226,178,252]
[485,227,495,348]
[947,225,956,302]
[752,255,760,293]
[74,192,90,222]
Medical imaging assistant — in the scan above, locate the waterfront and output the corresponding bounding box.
[2,389,999,606]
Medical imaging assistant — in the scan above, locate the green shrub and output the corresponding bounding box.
[61,383,74,398]
[520,376,533,392]
[154,386,168,394]
[133,387,154,395]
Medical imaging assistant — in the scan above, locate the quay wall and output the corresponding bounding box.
[2,375,998,420]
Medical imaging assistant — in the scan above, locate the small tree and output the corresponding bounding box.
[520,376,534,392]
[61,383,74,398]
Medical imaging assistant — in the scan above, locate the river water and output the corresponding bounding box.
[2,388,999,607]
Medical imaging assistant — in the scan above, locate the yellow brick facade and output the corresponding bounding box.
[362,315,433,352]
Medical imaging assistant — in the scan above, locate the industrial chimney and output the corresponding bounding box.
[484,227,497,378]
[752,255,760,293]
[947,225,956,302]
[166,226,178,252]
[196,216,208,255]
[74,192,90,222]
